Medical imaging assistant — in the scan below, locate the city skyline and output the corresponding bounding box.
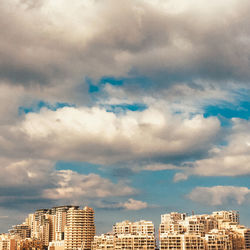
[1,206,250,249]
[1,0,250,237]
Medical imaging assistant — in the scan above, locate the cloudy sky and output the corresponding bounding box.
[1,0,250,234]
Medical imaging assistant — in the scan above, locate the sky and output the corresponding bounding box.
[1,0,250,234]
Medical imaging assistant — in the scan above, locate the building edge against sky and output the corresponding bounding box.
[1,206,250,249]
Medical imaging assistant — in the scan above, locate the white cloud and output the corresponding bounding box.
[173,172,189,182]
[43,170,136,200]
[142,163,181,171]
[95,198,148,211]
[173,118,250,181]
[122,198,148,210]
[0,157,137,208]
[16,106,220,164]
[188,186,250,206]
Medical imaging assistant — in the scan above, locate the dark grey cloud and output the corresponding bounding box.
[0,157,137,211]
[1,0,250,92]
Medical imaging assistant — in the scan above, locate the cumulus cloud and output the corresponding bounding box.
[16,106,220,164]
[0,157,137,208]
[122,198,148,210]
[173,118,250,180]
[188,186,250,206]
[95,198,148,211]
[101,82,231,115]
[43,170,136,201]
[1,0,250,90]
[0,158,54,189]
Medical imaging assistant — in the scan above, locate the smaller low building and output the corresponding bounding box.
[48,240,65,250]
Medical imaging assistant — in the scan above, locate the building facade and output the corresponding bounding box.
[65,206,95,250]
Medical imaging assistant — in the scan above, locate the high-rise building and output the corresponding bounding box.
[65,206,95,250]
[244,229,250,249]
[52,206,78,241]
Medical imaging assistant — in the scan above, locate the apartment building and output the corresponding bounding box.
[205,230,232,250]
[48,240,65,250]
[160,212,186,234]
[64,206,95,250]
[159,211,248,250]
[0,235,17,250]
[115,234,155,249]
[113,220,155,236]
[160,233,205,250]
[7,205,95,249]
[92,234,115,250]
[212,211,239,228]
[52,206,78,241]
[93,220,156,250]
[8,224,31,239]
[244,229,250,249]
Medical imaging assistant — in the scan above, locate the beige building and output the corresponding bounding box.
[92,234,115,250]
[0,235,17,250]
[244,229,250,249]
[160,233,205,250]
[159,211,249,250]
[113,220,154,236]
[160,212,186,234]
[40,217,51,247]
[65,206,95,250]
[48,240,65,250]
[50,206,79,242]
[205,230,232,250]
[115,234,155,249]
[93,220,156,250]
[212,211,239,229]
[92,234,156,250]
[8,223,31,239]
[3,205,95,250]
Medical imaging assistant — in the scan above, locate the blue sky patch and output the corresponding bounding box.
[203,99,250,127]
[88,75,154,90]
[204,101,250,120]
[18,101,75,114]
[99,76,124,86]
[104,103,147,114]
[55,161,103,176]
